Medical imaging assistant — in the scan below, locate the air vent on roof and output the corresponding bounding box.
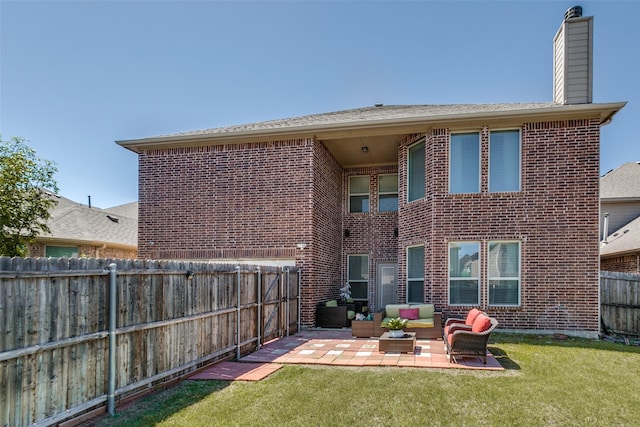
[564,5,582,20]
[106,215,119,223]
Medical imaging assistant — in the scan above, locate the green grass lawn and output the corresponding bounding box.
[94,333,640,426]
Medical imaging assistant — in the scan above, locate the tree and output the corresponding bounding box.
[0,136,58,256]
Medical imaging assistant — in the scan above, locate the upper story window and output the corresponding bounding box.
[450,132,480,194]
[378,174,398,212]
[407,245,424,304]
[449,241,480,305]
[407,140,425,202]
[349,175,369,213]
[489,130,521,192]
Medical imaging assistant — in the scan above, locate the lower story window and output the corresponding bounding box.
[45,246,79,258]
[488,241,520,306]
[449,242,480,305]
[407,245,424,303]
[348,255,369,300]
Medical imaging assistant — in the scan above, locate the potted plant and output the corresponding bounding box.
[380,317,408,338]
[339,283,353,304]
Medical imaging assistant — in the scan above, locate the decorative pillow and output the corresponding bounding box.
[411,304,434,319]
[399,308,420,320]
[347,310,356,320]
[385,304,409,318]
[465,308,482,325]
[472,314,492,333]
[325,300,338,307]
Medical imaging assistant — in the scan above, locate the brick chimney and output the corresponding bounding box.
[553,5,593,104]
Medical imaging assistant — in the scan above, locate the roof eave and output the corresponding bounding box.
[601,197,640,202]
[117,102,627,153]
[600,247,640,258]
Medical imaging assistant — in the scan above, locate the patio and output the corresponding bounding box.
[190,329,503,381]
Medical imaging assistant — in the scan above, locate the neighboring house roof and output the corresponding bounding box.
[600,161,640,201]
[38,194,137,248]
[104,202,139,221]
[601,216,640,257]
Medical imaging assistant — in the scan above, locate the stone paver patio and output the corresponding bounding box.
[190,329,503,381]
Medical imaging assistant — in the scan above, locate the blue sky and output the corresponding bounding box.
[1,0,638,208]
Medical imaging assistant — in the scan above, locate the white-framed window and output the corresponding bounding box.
[378,174,398,212]
[450,132,480,194]
[407,140,425,202]
[449,241,480,305]
[407,245,424,303]
[349,175,369,213]
[488,241,521,306]
[347,255,369,300]
[489,130,521,192]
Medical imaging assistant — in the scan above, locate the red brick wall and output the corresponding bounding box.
[397,119,601,334]
[137,138,345,327]
[343,165,399,312]
[137,140,315,260]
[136,117,602,334]
[601,255,640,273]
[300,141,343,325]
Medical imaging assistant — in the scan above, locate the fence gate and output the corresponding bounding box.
[601,271,640,338]
[260,267,299,344]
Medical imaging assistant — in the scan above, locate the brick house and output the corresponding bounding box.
[600,162,640,273]
[29,194,138,259]
[118,8,625,337]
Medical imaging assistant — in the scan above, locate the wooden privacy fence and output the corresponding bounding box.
[600,271,640,338]
[0,257,300,427]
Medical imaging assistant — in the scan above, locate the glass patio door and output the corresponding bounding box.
[377,263,397,310]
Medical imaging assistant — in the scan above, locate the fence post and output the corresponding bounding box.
[107,263,117,416]
[297,267,302,333]
[257,266,262,349]
[285,268,290,336]
[236,265,241,360]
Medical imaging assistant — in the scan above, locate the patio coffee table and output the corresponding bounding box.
[378,332,416,353]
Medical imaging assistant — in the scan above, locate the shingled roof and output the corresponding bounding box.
[601,161,640,200]
[601,215,640,257]
[118,102,626,152]
[38,195,137,248]
[159,103,561,138]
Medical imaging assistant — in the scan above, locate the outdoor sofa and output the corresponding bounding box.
[374,303,443,339]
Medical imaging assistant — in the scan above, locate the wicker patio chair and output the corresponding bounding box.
[445,316,498,364]
[443,308,484,337]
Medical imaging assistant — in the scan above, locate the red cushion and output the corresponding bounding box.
[399,308,419,320]
[472,314,492,333]
[465,308,482,325]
